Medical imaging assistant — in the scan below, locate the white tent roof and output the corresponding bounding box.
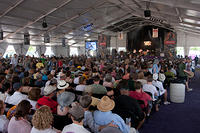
[0,0,199,46]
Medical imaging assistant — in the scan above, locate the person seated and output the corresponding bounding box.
[41,69,48,82]
[6,82,28,105]
[143,76,159,111]
[94,96,132,133]
[136,71,147,86]
[34,74,45,88]
[36,85,58,114]
[31,106,60,133]
[79,95,116,133]
[65,71,73,84]
[53,92,75,130]
[36,60,44,69]
[90,75,107,95]
[129,81,152,116]
[27,88,41,110]
[152,74,170,105]
[8,100,32,133]
[101,126,123,133]
[103,74,114,88]
[75,76,87,92]
[113,80,145,130]
[122,67,130,80]
[0,81,11,102]
[0,100,9,133]
[56,80,69,96]
[62,104,90,133]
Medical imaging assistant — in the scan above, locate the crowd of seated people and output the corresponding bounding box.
[0,52,195,133]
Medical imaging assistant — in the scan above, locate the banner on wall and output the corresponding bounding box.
[118,32,123,40]
[98,34,110,47]
[152,28,158,38]
[164,32,177,45]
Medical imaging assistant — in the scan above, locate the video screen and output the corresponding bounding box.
[85,41,97,50]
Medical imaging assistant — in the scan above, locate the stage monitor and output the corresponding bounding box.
[85,40,97,56]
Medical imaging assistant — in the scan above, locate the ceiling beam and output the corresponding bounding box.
[0,0,24,18]
[139,0,200,12]
[0,0,72,43]
[31,1,106,40]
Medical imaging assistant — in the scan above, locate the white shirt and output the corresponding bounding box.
[143,84,158,101]
[62,123,90,133]
[152,80,166,96]
[0,115,9,133]
[74,77,80,84]
[10,57,18,66]
[137,79,147,86]
[6,91,28,105]
[76,85,86,91]
[31,127,56,133]
[0,92,10,102]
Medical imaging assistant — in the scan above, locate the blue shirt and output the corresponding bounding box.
[84,111,99,133]
[152,64,160,74]
[94,111,129,133]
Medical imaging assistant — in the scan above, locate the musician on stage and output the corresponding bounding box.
[178,59,193,92]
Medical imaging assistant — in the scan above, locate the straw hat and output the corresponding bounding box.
[97,96,115,112]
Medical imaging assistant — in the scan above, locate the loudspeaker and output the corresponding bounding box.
[44,34,50,43]
[0,30,3,40]
[62,38,66,47]
[144,10,151,17]
[24,33,30,45]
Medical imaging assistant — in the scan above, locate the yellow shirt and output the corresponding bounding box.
[36,63,44,69]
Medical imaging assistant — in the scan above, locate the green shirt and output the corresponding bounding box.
[91,84,107,94]
[178,63,187,77]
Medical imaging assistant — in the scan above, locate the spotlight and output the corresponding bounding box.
[42,17,48,28]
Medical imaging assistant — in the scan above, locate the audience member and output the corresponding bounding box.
[53,92,75,130]
[31,106,58,133]
[62,104,90,133]
[6,82,27,105]
[8,100,32,133]
[36,85,58,113]
[0,100,9,133]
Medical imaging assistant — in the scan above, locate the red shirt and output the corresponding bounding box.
[36,96,58,114]
[58,61,63,67]
[129,90,152,108]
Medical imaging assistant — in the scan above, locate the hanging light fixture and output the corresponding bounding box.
[42,17,48,28]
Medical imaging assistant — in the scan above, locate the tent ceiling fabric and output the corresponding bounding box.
[0,0,199,46]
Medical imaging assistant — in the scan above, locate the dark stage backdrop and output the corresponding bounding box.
[127,26,167,52]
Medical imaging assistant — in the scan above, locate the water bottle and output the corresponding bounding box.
[126,117,131,127]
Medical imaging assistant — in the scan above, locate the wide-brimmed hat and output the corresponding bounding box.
[57,92,75,108]
[153,73,158,80]
[57,80,69,89]
[69,104,84,120]
[44,85,57,96]
[159,73,166,82]
[97,96,115,112]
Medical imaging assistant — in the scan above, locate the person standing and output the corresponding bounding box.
[178,59,192,91]
[10,54,18,68]
[194,55,198,66]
